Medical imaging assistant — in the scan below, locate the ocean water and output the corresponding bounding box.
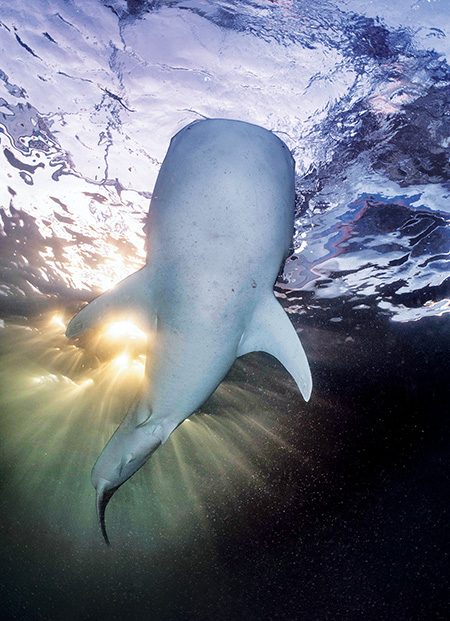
[0,1,448,619]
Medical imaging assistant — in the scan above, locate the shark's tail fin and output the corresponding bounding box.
[66,267,153,338]
[237,293,312,401]
[95,478,117,546]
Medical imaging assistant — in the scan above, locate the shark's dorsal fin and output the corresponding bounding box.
[66,267,153,338]
[237,294,312,401]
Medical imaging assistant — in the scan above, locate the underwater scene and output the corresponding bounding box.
[0,0,448,619]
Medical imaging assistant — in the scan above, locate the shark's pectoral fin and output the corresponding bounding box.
[237,294,312,401]
[66,267,152,338]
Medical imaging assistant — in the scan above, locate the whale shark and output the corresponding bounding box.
[66,118,312,544]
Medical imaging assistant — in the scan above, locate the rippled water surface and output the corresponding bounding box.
[0,1,448,619]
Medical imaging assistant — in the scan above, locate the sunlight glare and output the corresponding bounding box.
[50,314,66,330]
[104,320,146,341]
[113,353,130,369]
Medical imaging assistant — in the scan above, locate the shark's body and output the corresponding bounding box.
[66,119,312,543]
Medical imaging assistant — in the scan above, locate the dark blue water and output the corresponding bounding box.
[0,1,448,619]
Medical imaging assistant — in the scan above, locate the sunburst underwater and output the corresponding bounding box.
[0,309,316,550]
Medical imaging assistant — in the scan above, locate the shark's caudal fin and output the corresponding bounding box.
[237,294,312,401]
[66,267,152,338]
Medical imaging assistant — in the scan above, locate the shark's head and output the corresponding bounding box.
[91,418,163,545]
